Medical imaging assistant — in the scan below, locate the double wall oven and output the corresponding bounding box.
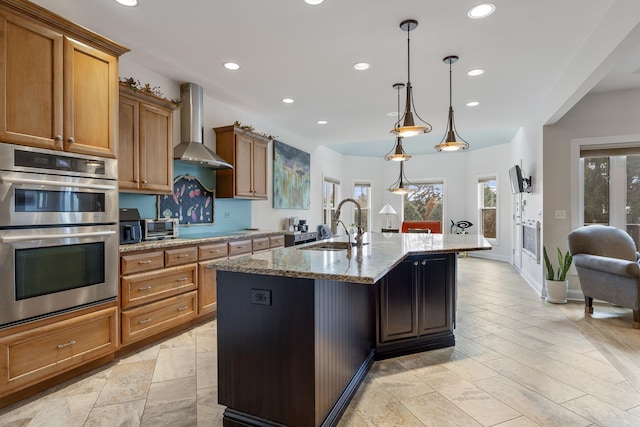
[0,143,118,327]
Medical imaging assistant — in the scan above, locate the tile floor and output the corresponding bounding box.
[2,257,640,426]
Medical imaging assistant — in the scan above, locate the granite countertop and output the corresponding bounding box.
[119,229,284,253]
[214,232,492,284]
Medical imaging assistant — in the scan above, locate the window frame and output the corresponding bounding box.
[353,180,372,234]
[477,174,498,243]
[322,175,340,232]
[402,178,447,226]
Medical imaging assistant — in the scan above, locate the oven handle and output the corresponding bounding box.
[2,176,117,191]
[1,230,116,243]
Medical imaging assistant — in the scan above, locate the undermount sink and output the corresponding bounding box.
[299,241,368,251]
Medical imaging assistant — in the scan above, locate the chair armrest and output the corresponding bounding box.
[573,253,639,278]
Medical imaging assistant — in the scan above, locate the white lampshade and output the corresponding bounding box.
[378,204,397,215]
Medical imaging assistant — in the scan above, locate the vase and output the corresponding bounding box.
[545,279,568,304]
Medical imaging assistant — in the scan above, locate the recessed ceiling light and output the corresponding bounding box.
[353,62,370,71]
[467,68,485,76]
[317,120,328,125]
[304,0,324,5]
[116,0,138,6]
[466,101,480,107]
[223,62,240,70]
[468,3,495,19]
[282,98,294,104]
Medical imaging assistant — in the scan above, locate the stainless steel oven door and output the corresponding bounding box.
[0,224,118,327]
[0,170,118,227]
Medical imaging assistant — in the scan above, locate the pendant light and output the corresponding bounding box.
[390,19,432,138]
[388,161,415,195]
[435,55,469,152]
[385,83,412,161]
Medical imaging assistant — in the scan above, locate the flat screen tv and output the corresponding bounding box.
[509,165,525,194]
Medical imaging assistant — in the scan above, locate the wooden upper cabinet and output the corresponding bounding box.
[0,1,127,156]
[63,38,118,158]
[0,10,63,149]
[118,85,176,194]
[214,125,269,199]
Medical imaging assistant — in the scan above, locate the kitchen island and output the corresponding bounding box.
[215,232,491,427]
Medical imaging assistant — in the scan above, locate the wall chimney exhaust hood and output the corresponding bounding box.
[173,82,233,169]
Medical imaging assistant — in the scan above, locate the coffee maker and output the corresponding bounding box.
[298,219,308,232]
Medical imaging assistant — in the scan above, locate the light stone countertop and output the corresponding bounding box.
[119,229,284,253]
[214,232,492,284]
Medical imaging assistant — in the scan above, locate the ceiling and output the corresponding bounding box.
[31,0,640,157]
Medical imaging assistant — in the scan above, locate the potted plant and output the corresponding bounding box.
[543,246,573,303]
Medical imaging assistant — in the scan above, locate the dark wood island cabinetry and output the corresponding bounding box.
[215,233,491,427]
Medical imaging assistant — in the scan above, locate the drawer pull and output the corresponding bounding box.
[138,260,153,265]
[177,305,189,311]
[139,318,152,324]
[176,277,188,282]
[413,261,419,266]
[210,249,221,253]
[57,340,76,349]
[138,285,152,291]
[421,260,427,266]
[177,254,190,258]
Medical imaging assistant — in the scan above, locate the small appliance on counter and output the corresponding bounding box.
[142,218,179,241]
[285,217,308,232]
[119,208,142,245]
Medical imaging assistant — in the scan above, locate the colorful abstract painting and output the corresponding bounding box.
[273,140,310,209]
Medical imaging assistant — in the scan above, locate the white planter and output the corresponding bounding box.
[545,279,568,304]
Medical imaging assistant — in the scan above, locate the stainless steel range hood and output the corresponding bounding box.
[173,82,233,169]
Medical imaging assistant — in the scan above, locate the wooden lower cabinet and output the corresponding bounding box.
[198,261,218,315]
[0,306,118,396]
[121,291,197,346]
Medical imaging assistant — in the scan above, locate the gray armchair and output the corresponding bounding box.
[568,224,640,329]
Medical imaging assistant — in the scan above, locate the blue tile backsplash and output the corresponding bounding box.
[118,162,252,236]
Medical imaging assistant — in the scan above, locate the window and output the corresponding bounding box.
[353,182,371,233]
[404,181,444,222]
[478,177,497,239]
[580,149,640,247]
[323,176,340,227]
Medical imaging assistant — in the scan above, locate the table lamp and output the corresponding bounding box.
[378,204,397,229]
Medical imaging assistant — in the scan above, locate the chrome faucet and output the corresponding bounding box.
[333,198,364,249]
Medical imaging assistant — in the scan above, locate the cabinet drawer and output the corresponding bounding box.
[0,307,117,394]
[228,239,252,256]
[165,246,197,267]
[198,242,228,261]
[252,237,270,252]
[121,264,197,309]
[121,291,197,345]
[269,235,285,248]
[121,251,164,275]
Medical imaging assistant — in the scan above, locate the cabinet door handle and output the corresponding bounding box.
[57,340,76,349]
[139,318,152,324]
[413,261,419,266]
[138,285,152,291]
[54,135,62,142]
[176,277,188,282]
[138,260,153,264]
[421,260,427,266]
[177,305,189,311]
[142,180,148,184]
[177,254,190,258]
[67,136,75,144]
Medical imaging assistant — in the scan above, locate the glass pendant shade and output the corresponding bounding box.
[390,20,431,138]
[385,137,412,161]
[388,161,415,195]
[435,55,469,152]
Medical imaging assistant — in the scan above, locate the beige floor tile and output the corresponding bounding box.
[151,344,197,383]
[562,394,640,427]
[196,386,224,427]
[483,356,586,403]
[348,382,425,426]
[27,392,99,427]
[419,370,521,425]
[401,392,482,427]
[475,375,591,426]
[493,416,543,426]
[83,399,145,427]
[94,359,156,407]
[196,351,217,390]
